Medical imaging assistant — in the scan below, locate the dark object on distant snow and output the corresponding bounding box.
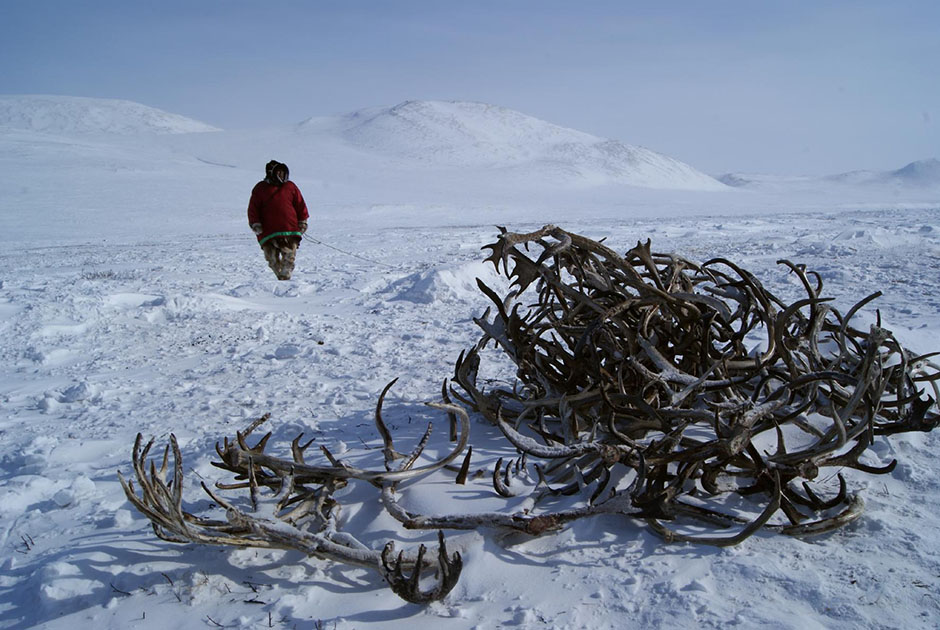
[247,160,309,280]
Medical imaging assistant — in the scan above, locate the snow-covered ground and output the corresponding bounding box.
[1,96,940,629]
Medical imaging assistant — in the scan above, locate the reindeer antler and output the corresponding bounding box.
[119,381,466,603]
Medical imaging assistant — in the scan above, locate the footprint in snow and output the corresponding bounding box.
[272,343,302,359]
[273,282,298,297]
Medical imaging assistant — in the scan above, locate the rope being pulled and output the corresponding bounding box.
[302,232,395,268]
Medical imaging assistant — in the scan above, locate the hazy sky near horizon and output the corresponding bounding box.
[1,1,937,175]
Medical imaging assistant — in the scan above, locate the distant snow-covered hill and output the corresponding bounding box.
[888,158,940,185]
[720,158,940,191]
[2,94,937,244]
[0,95,219,135]
[333,100,725,190]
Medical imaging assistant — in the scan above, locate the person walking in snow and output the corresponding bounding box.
[247,160,309,280]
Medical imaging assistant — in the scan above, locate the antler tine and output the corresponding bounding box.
[492,457,515,497]
[215,438,227,461]
[800,474,848,511]
[398,423,433,473]
[441,379,459,442]
[455,446,473,485]
[169,434,187,529]
[376,378,402,468]
[236,428,273,456]
[272,466,298,514]
[241,412,272,438]
[157,443,170,479]
[291,434,316,464]
[247,456,260,511]
[129,433,157,502]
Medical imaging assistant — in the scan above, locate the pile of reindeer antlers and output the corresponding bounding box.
[452,225,939,540]
[121,225,940,603]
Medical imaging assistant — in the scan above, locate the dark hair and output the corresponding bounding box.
[265,160,289,183]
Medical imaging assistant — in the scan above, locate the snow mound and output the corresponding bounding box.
[342,100,599,162]
[825,159,940,188]
[387,259,507,304]
[798,225,918,255]
[0,95,220,135]
[341,100,725,190]
[831,227,906,249]
[824,169,882,185]
[723,158,940,192]
[719,172,822,189]
[890,158,940,186]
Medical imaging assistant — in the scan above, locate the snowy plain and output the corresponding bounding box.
[1,96,939,629]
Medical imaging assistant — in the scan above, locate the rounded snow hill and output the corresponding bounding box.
[337,100,727,190]
[0,94,220,135]
[723,158,940,192]
[824,160,940,188]
[891,158,940,186]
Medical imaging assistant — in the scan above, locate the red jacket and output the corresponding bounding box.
[247,181,309,245]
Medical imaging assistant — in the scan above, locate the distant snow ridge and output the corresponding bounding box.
[891,158,940,185]
[722,158,940,190]
[0,95,219,135]
[718,158,940,191]
[342,100,725,190]
[824,159,940,187]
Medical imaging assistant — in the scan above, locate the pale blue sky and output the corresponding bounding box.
[1,1,937,175]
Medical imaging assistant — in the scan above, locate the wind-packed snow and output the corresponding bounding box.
[1,96,940,630]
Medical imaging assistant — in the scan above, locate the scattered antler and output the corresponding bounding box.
[119,381,466,604]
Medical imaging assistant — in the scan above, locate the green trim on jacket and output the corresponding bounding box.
[259,231,302,246]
